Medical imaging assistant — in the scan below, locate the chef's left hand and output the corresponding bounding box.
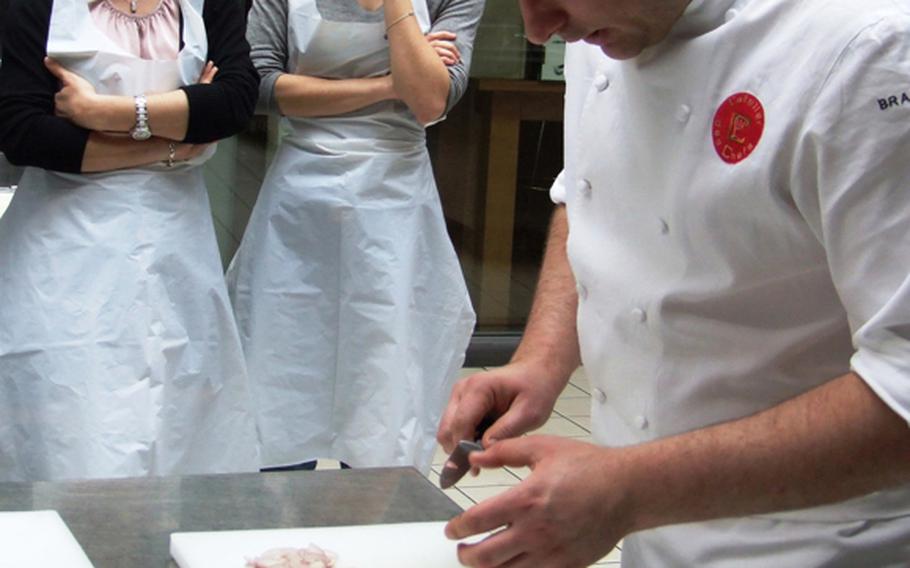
[44,57,106,131]
[426,31,461,66]
[445,436,630,568]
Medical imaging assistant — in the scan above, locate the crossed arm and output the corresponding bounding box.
[0,0,258,173]
[248,0,462,123]
[45,58,216,172]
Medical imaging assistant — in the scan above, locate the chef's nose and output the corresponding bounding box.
[519,0,567,45]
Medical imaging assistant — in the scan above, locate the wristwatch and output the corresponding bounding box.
[130,94,151,141]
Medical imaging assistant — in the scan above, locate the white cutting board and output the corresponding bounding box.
[171,521,470,568]
[0,190,13,219]
[0,510,95,568]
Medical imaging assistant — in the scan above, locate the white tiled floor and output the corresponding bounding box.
[428,367,622,567]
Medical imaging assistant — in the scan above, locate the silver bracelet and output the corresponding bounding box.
[165,142,177,168]
[130,94,151,141]
[384,11,414,39]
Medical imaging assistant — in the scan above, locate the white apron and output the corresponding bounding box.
[227,0,475,472]
[0,0,260,481]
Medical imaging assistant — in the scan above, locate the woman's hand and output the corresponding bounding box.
[176,142,212,161]
[380,74,399,101]
[172,141,213,163]
[425,31,461,66]
[45,57,107,131]
[198,60,218,84]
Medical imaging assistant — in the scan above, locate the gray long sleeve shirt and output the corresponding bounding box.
[246,0,485,115]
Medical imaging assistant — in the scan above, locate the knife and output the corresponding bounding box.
[439,415,495,489]
[439,440,484,489]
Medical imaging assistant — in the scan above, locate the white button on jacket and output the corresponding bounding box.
[675,104,691,123]
[576,283,588,301]
[576,178,592,198]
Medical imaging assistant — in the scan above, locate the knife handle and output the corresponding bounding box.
[474,414,497,444]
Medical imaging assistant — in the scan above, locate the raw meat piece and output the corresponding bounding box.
[245,544,345,568]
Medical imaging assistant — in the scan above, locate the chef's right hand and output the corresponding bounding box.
[437,361,562,453]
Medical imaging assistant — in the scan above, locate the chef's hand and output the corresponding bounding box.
[437,361,563,453]
[45,57,105,130]
[446,436,627,568]
[425,31,461,66]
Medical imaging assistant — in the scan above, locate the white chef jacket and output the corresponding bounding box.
[553,0,910,565]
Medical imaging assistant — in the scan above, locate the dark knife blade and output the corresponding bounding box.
[439,439,485,489]
[439,414,496,489]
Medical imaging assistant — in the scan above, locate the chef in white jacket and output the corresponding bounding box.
[437,0,910,566]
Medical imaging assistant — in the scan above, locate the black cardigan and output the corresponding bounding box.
[0,0,258,173]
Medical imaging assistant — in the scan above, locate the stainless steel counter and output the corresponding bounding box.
[0,467,462,567]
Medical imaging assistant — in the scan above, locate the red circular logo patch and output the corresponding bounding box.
[712,92,765,164]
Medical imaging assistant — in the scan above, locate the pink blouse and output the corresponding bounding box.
[88,0,181,60]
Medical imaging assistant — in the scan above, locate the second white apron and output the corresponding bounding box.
[227,0,475,472]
